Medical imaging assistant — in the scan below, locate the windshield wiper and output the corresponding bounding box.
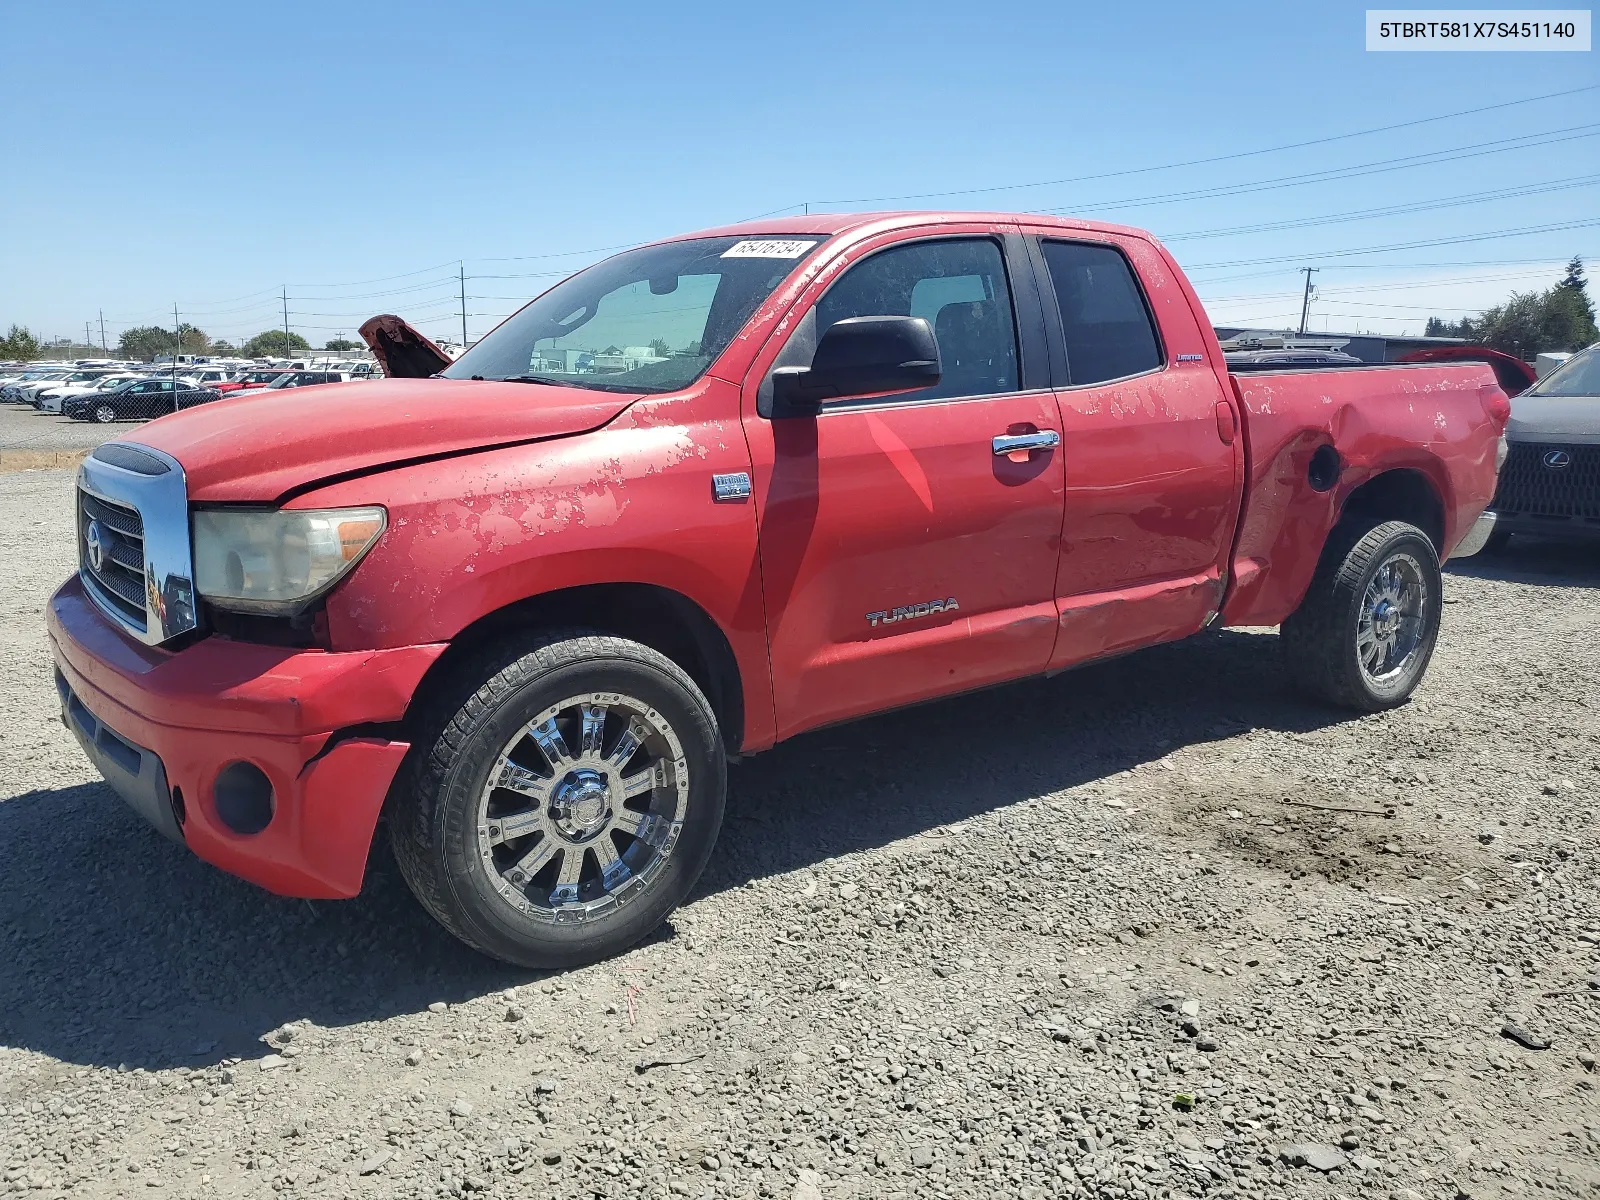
[499,375,644,394]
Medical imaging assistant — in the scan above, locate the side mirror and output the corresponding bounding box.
[771,315,941,418]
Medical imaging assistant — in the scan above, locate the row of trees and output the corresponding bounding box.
[0,322,360,363]
[1425,257,1597,357]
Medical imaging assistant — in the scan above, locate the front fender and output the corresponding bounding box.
[304,388,776,747]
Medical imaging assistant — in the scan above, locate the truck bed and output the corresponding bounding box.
[1220,360,1505,628]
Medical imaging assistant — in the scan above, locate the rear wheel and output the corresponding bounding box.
[1281,520,1442,711]
[390,631,726,969]
[92,404,117,424]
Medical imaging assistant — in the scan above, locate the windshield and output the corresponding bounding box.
[443,235,823,393]
[1525,345,1600,396]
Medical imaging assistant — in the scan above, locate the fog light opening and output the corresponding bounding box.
[169,785,187,829]
[214,762,274,835]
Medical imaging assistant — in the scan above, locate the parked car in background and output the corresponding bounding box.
[213,368,289,395]
[62,377,220,423]
[1224,348,1365,368]
[230,369,355,397]
[1397,346,1538,397]
[12,369,119,406]
[35,373,147,414]
[2,370,73,403]
[1484,341,1600,549]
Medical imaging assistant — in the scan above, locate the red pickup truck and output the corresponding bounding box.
[50,213,1508,968]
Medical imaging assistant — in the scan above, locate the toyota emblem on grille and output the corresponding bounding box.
[84,519,107,572]
[1542,449,1573,470]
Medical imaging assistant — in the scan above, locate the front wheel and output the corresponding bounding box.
[1281,520,1442,711]
[390,631,726,969]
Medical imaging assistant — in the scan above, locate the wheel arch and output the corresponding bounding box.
[403,582,747,755]
[1337,466,1446,555]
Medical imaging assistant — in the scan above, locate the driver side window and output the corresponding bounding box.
[812,238,1019,405]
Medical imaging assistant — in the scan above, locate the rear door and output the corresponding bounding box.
[742,227,1065,739]
[1024,231,1242,668]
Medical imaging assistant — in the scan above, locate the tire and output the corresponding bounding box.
[93,404,117,424]
[1483,525,1513,554]
[389,630,726,969]
[1280,520,1442,711]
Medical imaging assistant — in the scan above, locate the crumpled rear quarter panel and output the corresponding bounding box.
[1222,362,1503,627]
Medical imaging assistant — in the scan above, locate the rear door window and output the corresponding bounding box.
[1039,240,1163,386]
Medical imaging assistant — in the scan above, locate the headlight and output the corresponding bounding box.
[192,506,386,614]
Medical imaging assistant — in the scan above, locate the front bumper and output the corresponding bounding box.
[49,576,446,899]
[1489,512,1600,543]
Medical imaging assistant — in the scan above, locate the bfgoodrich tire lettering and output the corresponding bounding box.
[390,631,726,969]
[1280,520,1443,711]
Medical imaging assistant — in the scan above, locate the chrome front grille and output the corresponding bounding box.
[75,444,198,645]
[79,489,148,629]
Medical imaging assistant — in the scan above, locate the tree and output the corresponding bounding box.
[0,324,41,360]
[1554,255,1595,324]
[1425,260,1599,356]
[116,323,211,361]
[324,338,359,352]
[648,337,672,358]
[118,326,175,362]
[209,338,236,354]
[240,330,311,357]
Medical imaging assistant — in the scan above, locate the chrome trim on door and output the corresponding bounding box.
[992,430,1060,456]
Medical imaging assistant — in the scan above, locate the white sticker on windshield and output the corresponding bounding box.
[720,239,819,260]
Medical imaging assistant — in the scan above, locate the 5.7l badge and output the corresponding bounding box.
[866,597,959,628]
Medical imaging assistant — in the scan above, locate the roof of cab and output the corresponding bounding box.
[648,210,1158,247]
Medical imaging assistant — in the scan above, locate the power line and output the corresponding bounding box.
[808,83,1600,206]
[1181,221,1600,271]
[1160,174,1600,242]
[1036,124,1600,218]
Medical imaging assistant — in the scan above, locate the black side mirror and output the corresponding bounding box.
[771,315,941,418]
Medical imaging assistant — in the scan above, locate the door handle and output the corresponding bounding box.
[992,430,1060,456]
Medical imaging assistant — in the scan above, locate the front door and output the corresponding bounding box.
[743,232,1066,740]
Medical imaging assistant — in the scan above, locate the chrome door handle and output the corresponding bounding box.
[992,430,1060,456]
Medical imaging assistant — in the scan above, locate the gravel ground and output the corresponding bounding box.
[2,467,1596,1200]
[0,404,134,453]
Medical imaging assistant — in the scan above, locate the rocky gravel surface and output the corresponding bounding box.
[2,467,1596,1200]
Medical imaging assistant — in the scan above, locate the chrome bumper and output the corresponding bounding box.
[1449,509,1498,559]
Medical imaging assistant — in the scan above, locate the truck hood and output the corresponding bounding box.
[126,377,637,502]
[1505,394,1600,445]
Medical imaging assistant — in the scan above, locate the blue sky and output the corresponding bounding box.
[1,0,1595,349]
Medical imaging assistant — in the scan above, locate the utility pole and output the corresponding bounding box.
[1297,267,1319,336]
[98,310,107,354]
[282,287,291,359]
[460,262,468,349]
[173,304,181,389]
[85,322,92,355]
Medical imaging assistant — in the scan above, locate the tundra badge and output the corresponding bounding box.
[867,597,959,628]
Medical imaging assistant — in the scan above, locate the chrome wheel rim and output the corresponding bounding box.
[475,691,688,924]
[1357,551,1428,684]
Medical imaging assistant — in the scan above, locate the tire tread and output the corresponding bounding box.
[388,629,722,967]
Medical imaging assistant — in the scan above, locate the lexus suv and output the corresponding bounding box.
[1485,342,1600,549]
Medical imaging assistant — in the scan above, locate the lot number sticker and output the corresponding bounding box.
[721,239,819,259]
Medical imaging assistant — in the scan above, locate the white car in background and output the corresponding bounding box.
[2,370,72,403]
[15,369,118,406]
[35,373,147,414]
